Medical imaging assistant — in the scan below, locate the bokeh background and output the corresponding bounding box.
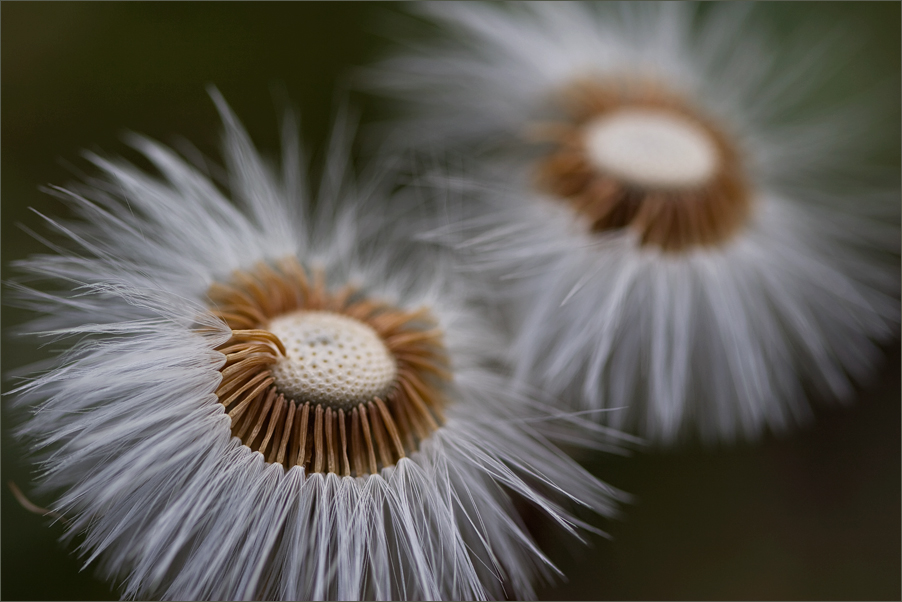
[2,3,899,600]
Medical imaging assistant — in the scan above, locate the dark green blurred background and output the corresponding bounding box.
[2,3,899,600]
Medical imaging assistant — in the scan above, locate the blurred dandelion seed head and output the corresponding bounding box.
[364,1,900,444]
[534,77,751,252]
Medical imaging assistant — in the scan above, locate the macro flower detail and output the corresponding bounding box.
[367,2,901,444]
[9,94,626,600]
[209,259,447,474]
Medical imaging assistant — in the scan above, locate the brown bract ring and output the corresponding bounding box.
[534,78,751,252]
[207,257,449,477]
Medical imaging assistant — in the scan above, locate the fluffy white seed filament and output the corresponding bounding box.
[268,311,398,409]
[583,108,719,189]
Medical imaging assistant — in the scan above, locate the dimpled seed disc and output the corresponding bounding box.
[268,311,397,409]
[584,108,719,189]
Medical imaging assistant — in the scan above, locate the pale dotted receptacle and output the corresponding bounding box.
[583,107,720,189]
[267,311,397,409]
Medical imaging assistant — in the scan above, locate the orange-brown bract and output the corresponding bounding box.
[535,78,750,252]
[208,257,449,476]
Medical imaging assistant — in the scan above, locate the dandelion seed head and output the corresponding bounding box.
[535,78,750,252]
[7,90,631,598]
[208,258,448,476]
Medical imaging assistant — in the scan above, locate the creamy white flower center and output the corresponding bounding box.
[583,108,719,189]
[268,311,397,409]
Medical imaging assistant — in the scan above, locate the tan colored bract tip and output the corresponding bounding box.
[535,78,751,252]
[208,258,449,476]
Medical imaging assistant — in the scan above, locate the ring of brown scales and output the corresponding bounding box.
[534,78,751,252]
[208,257,449,477]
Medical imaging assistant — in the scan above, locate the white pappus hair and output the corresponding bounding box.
[8,90,627,600]
[364,2,901,443]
